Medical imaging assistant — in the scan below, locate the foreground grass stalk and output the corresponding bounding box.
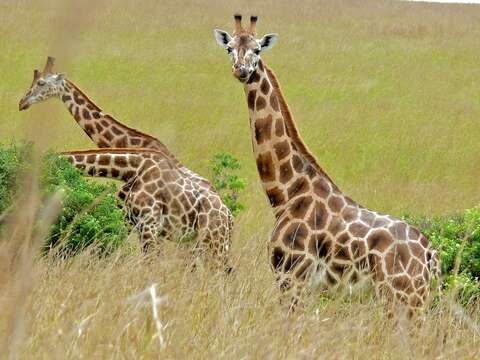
[0,162,62,358]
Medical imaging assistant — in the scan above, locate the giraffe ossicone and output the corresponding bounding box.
[214,14,441,314]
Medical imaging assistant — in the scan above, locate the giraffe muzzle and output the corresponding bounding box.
[18,99,30,111]
[233,65,251,82]
[235,71,249,82]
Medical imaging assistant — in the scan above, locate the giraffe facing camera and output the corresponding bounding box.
[214,15,441,315]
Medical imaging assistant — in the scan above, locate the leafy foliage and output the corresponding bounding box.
[0,144,128,256]
[210,153,247,217]
[41,153,128,255]
[406,208,480,300]
[0,142,32,215]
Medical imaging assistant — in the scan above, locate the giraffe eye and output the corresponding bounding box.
[37,79,46,86]
[226,47,232,54]
[253,48,261,55]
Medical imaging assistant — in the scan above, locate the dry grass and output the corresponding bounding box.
[1,0,480,358]
[1,227,479,359]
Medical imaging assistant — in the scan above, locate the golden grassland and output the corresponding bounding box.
[0,0,480,358]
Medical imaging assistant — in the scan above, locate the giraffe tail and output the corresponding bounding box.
[427,247,442,295]
[59,149,145,182]
[427,248,441,279]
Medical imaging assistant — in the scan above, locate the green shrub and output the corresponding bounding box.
[0,144,128,256]
[405,209,480,301]
[41,153,128,256]
[210,152,247,217]
[0,142,32,215]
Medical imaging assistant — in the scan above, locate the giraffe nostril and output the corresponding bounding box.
[19,99,30,111]
[239,68,248,79]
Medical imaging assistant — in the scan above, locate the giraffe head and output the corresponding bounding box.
[214,15,277,82]
[19,56,66,111]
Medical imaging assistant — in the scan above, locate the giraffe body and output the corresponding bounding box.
[214,16,440,312]
[62,149,233,270]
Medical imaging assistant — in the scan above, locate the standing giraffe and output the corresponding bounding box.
[59,148,232,271]
[18,57,233,268]
[214,15,440,313]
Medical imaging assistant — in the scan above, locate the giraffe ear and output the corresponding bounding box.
[258,33,278,52]
[213,29,232,49]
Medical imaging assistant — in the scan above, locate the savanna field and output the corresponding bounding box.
[0,0,480,358]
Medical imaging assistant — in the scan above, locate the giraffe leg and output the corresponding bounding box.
[116,189,128,211]
[116,178,137,212]
[137,215,161,254]
[193,211,233,274]
[270,245,314,313]
[192,229,232,273]
[274,271,309,314]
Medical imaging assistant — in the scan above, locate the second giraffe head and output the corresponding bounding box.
[19,56,65,111]
[214,15,277,82]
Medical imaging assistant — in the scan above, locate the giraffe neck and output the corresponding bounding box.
[243,60,339,217]
[58,79,176,158]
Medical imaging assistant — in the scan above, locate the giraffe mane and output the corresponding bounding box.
[263,63,339,188]
[65,79,180,163]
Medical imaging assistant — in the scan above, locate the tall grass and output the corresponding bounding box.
[3,227,480,359]
[0,0,479,358]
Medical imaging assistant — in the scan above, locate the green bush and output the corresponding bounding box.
[0,144,128,256]
[0,142,32,215]
[405,208,480,301]
[210,152,247,217]
[41,153,128,256]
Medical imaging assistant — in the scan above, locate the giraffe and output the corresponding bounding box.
[214,15,441,313]
[18,56,211,199]
[18,57,234,268]
[59,148,233,271]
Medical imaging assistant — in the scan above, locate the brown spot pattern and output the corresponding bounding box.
[83,108,91,120]
[279,161,293,183]
[283,222,308,251]
[275,118,285,137]
[313,178,331,199]
[287,177,309,199]
[255,96,266,111]
[273,140,290,161]
[254,115,273,144]
[307,201,327,230]
[256,152,275,182]
[260,78,270,95]
[289,196,313,219]
[270,94,279,112]
[266,187,285,207]
[247,90,256,110]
